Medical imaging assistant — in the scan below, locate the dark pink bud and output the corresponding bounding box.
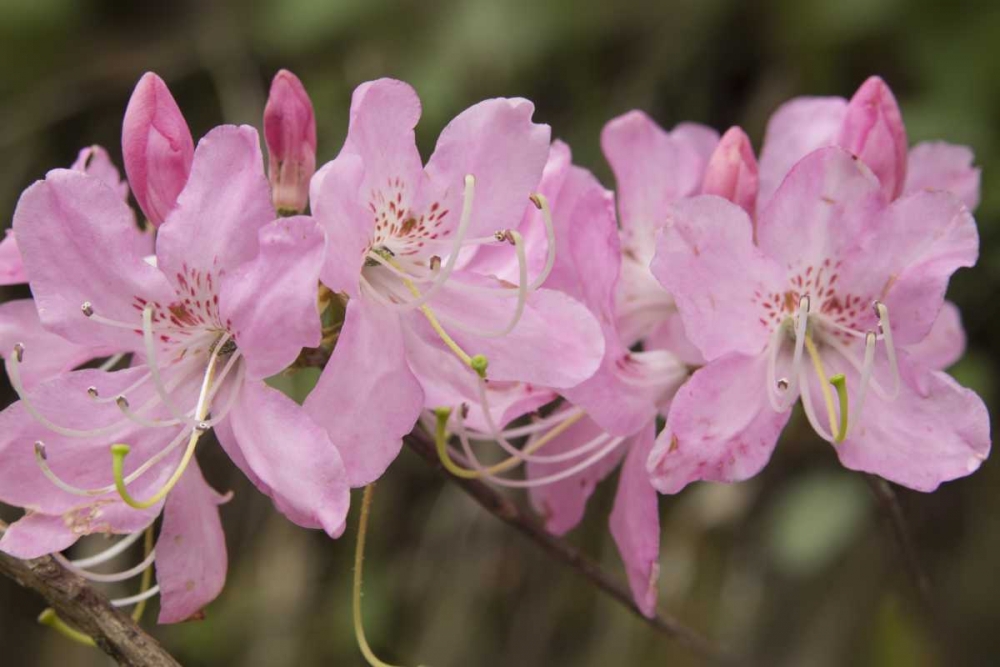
[701,126,758,215]
[264,69,317,215]
[122,72,194,226]
[838,76,908,200]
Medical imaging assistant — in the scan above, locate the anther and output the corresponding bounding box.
[777,378,789,391]
[529,193,543,209]
[81,302,94,317]
[13,342,24,363]
[460,403,470,419]
[429,255,442,271]
[493,229,507,242]
[115,396,130,410]
[87,386,99,398]
[195,421,210,432]
[34,441,47,461]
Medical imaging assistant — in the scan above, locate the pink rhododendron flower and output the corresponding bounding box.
[0,124,349,621]
[305,79,604,487]
[122,72,195,227]
[264,69,317,215]
[648,146,990,494]
[601,111,720,364]
[431,141,686,617]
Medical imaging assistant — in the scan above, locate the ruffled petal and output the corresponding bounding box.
[156,461,229,623]
[304,297,424,487]
[905,141,980,211]
[219,216,325,379]
[609,422,660,618]
[12,169,175,350]
[0,512,79,559]
[156,125,275,285]
[647,353,789,494]
[651,195,786,360]
[903,301,965,371]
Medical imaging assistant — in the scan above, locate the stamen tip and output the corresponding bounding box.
[777,378,790,391]
[13,342,24,362]
[470,354,489,378]
[87,386,99,398]
[81,302,94,317]
[34,441,47,460]
[195,421,210,432]
[528,193,543,209]
[115,395,130,409]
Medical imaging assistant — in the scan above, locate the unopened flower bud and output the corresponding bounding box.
[701,126,758,215]
[122,72,194,226]
[264,69,317,215]
[838,76,908,200]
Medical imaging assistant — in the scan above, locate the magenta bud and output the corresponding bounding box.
[838,76,908,200]
[264,69,317,215]
[122,72,194,226]
[701,126,759,215]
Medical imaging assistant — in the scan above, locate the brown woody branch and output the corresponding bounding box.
[0,521,181,667]
[404,431,742,666]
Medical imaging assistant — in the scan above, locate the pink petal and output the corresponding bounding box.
[0,299,110,391]
[651,195,786,360]
[0,512,79,559]
[225,381,350,536]
[0,367,185,516]
[419,279,605,389]
[0,231,26,285]
[647,353,789,494]
[71,145,131,202]
[838,76,908,201]
[757,96,847,209]
[673,122,724,164]
[757,146,884,274]
[310,152,370,298]
[219,216,325,379]
[904,301,965,371]
[701,126,759,216]
[121,72,194,226]
[12,169,175,351]
[304,298,424,487]
[644,312,705,367]
[156,461,229,623]
[824,353,990,492]
[421,97,550,239]
[263,69,317,214]
[861,189,978,345]
[905,141,981,211]
[341,78,425,215]
[601,111,717,234]
[609,422,660,618]
[156,125,275,286]
[527,411,626,535]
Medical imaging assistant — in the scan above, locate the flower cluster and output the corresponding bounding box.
[0,71,989,642]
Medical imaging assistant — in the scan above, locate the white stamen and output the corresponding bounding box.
[785,295,810,405]
[766,320,789,412]
[71,531,143,569]
[874,301,900,399]
[462,406,584,441]
[54,548,155,583]
[141,306,199,427]
[111,585,160,608]
[471,435,625,489]
[527,192,556,290]
[97,353,128,372]
[847,331,877,438]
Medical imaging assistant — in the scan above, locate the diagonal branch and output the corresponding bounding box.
[404,431,742,666]
[0,521,181,667]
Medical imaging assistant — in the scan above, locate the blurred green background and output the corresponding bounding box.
[1,0,999,665]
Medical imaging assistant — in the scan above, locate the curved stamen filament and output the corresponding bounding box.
[798,360,834,443]
[142,306,200,427]
[803,333,839,442]
[853,331,877,433]
[111,585,160,608]
[766,320,789,411]
[874,301,900,399]
[82,302,186,334]
[71,530,144,568]
[53,545,155,583]
[462,406,583,441]
[112,331,228,509]
[435,229,529,338]
[476,434,625,489]
[353,483,426,667]
[97,353,128,372]
[783,296,810,407]
[821,332,895,401]
[526,193,556,290]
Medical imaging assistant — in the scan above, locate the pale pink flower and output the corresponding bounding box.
[305,79,604,487]
[648,146,989,493]
[0,125,349,621]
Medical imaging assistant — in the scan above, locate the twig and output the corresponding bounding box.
[865,476,934,609]
[0,521,181,667]
[404,431,741,666]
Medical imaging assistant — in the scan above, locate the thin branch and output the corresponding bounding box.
[865,476,934,609]
[404,431,742,666]
[0,521,181,667]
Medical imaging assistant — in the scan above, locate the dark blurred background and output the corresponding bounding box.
[1,0,999,665]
